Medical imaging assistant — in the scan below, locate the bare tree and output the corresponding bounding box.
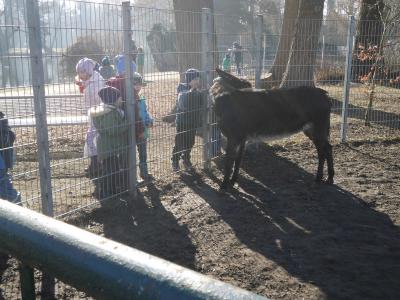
[280,0,325,88]
[361,0,400,125]
[173,0,215,79]
[264,0,300,86]
[352,0,385,82]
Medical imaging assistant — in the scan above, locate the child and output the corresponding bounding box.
[171,69,206,171]
[222,53,231,73]
[0,111,20,203]
[136,47,145,76]
[132,73,154,181]
[114,54,137,76]
[99,56,115,80]
[161,75,190,124]
[107,60,146,185]
[90,86,128,198]
[232,41,243,75]
[75,57,105,178]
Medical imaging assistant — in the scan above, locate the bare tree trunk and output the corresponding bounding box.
[173,0,214,81]
[263,0,300,88]
[352,0,385,81]
[280,0,324,88]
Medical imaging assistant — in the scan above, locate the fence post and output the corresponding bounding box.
[340,15,356,143]
[122,1,137,198]
[255,15,264,88]
[201,7,213,169]
[26,0,53,216]
[26,0,55,297]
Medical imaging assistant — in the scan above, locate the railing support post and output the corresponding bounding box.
[19,264,35,300]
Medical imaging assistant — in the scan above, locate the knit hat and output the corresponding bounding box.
[76,57,97,76]
[101,56,110,66]
[114,54,136,76]
[185,68,200,84]
[98,86,121,105]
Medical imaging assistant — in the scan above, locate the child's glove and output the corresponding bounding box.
[75,76,85,93]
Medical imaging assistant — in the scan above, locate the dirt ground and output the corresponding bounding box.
[1,81,400,299]
[1,124,400,299]
[63,121,400,299]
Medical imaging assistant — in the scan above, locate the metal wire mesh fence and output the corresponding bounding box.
[1,1,400,298]
[0,1,399,218]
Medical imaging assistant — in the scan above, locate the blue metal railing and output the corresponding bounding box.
[0,200,267,299]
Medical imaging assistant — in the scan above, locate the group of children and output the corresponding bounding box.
[76,54,153,198]
[0,54,215,202]
[96,47,145,81]
[77,56,212,198]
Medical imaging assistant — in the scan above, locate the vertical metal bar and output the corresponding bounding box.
[201,8,213,169]
[255,15,264,89]
[26,1,56,296]
[122,2,137,198]
[19,263,35,300]
[340,15,356,143]
[25,0,53,215]
[262,33,266,75]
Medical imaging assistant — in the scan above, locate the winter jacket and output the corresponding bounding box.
[89,104,129,160]
[222,57,231,72]
[176,89,206,129]
[137,52,145,67]
[137,95,153,139]
[0,114,15,170]
[106,76,144,138]
[82,71,105,110]
[177,83,190,94]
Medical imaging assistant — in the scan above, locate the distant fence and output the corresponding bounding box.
[0,0,399,219]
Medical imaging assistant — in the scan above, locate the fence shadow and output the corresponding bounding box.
[68,185,197,269]
[0,254,8,300]
[331,97,400,129]
[184,145,400,299]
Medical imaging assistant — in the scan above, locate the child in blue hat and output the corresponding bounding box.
[171,69,206,171]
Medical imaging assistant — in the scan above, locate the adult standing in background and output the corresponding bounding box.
[232,41,243,76]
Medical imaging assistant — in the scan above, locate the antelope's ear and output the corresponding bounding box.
[261,73,272,80]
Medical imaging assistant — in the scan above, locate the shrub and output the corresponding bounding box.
[61,37,104,77]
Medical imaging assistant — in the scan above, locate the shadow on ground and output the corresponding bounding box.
[68,184,197,270]
[181,144,400,299]
[331,97,400,129]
